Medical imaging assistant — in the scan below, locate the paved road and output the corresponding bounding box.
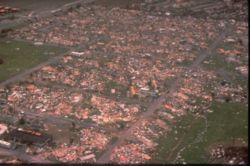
[0,0,92,30]
[0,0,79,13]
[0,147,53,163]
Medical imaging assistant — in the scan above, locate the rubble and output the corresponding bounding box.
[235,66,248,76]
[111,142,151,163]
[3,83,97,119]
[217,48,241,56]
[0,6,19,15]
[80,128,110,151]
[210,144,225,159]
[51,145,85,162]
[210,144,248,165]
[34,127,111,162]
[155,119,170,131]
[157,111,176,123]
[90,95,140,124]
[211,83,247,103]
[164,104,185,116]
[0,0,247,164]
[132,120,164,150]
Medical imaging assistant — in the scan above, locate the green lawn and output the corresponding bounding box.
[0,40,66,82]
[150,102,248,164]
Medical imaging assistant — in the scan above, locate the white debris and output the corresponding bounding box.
[0,140,11,148]
[0,124,8,135]
[34,42,44,46]
[71,51,84,56]
[80,154,96,161]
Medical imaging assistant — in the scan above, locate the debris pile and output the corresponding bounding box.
[51,145,86,162]
[132,120,165,149]
[111,142,151,163]
[0,6,19,15]
[210,144,225,159]
[90,95,140,124]
[225,146,248,165]
[9,5,222,52]
[211,83,247,103]
[162,69,217,116]
[6,83,86,116]
[210,145,248,165]
[80,128,110,151]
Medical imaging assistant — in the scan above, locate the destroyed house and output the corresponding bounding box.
[7,128,53,146]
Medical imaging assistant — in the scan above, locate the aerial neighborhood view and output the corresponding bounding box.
[0,0,248,164]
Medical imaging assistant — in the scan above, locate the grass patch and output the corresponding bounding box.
[0,39,66,82]
[0,114,14,125]
[203,42,247,73]
[202,53,238,73]
[150,102,248,164]
[150,113,203,164]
